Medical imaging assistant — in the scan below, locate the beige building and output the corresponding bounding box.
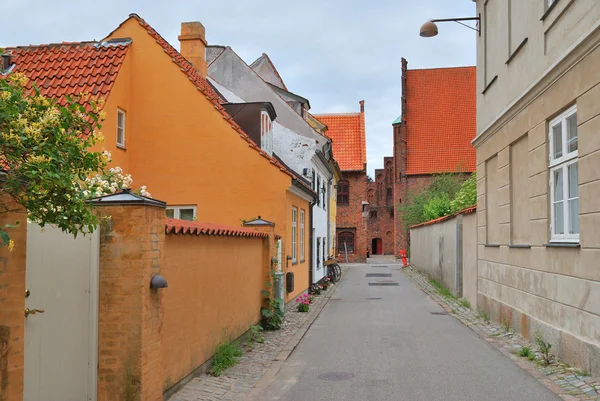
[474,0,600,375]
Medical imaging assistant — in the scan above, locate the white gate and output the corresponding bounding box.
[24,223,99,401]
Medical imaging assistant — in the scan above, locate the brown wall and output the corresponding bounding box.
[367,158,395,255]
[0,208,26,401]
[336,171,367,262]
[162,234,266,391]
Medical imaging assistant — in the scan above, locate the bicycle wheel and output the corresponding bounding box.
[333,264,342,282]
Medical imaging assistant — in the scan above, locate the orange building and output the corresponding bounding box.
[2,14,312,301]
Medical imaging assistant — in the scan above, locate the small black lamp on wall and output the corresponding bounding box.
[150,275,168,289]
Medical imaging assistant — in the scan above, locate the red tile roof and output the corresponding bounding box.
[405,66,476,175]
[2,41,129,111]
[165,218,268,238]
[313,111,366,172]
[410,206,476,230]
[118,14,293,178]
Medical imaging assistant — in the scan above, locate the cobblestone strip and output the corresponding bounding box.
[168,269,345,401]
[402,266,600,401]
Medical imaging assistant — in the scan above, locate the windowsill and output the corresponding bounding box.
[509,244,531,249]
[300,259,305,263]
[545,242,580,248]
[541,0,559,21]
[506,38,528,65]
[338,203,349,206]
[484,244,501,248]
[116,144,126,150]
[292,261,298,266]
[482,75,498,95]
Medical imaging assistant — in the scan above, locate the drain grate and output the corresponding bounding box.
[318,372,354,381]
[366,273,392,278]
[430,311,447,315]
[367,297,383,300]
[372,265,389,268]
[368,282,399,286]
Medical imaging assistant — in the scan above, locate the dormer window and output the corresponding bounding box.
[260,111,273,155]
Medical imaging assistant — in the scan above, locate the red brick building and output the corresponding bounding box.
[369,58,477,256]
[314,102,368,263]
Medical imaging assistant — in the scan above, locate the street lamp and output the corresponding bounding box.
[420,16,481,37]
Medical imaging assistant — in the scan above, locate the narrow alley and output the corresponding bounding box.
[258,259,559,401]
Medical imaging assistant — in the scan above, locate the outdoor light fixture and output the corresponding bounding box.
[150,275,168,289]
[420,15,481,37]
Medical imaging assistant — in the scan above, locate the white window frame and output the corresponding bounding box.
[299,209,305,261]
[291,207,298,262]
[260,111,273,155]
[166,205,197,221]
[116,108,126,148]
[549,105,578,243]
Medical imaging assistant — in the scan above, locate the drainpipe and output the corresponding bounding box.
[309,200,314,285]
[327,177,333,256]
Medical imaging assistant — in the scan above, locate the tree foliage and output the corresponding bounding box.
[399,173,477,230]
[0,72,108,247]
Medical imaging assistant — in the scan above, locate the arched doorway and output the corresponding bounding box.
[371,238,383,255]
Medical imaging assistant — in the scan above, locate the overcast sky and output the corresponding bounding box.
[1,0,476,176]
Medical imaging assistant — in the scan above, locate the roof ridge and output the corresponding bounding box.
[409,65,476,72]
[312,112,361,117]
[122,14,294,179]
[165,218,268,238]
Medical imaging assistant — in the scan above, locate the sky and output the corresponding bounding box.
[1,0,476,177]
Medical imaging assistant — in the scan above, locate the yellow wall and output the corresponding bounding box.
[162,234,265,390]
[103,19,291,232]
[284,191,310,302]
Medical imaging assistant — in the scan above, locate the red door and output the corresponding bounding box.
[376,238,383,255]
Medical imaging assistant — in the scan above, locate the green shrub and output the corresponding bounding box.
[423,195,452,221]
[519,346,533,358]
[450,173,477,213]
[210,342,243,376]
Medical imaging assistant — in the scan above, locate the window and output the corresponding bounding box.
[549,106,578,242]
[323,239,326,262]
[116,108,126,148]
[316,175,321,206]
[390,208,394,218]
[316,237,321,269]
[166,206,196,221]
[300,209,305,261]
[370,210,377,219]
[337,180,349,205]
[291,207,298,262]
[312,170,316,190]
[387,188,393,198]
[260,111,273,155]
[322,182,326,209]
[337,232,355,254]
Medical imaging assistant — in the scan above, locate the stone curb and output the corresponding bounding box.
[243,273,343,401]
[402,266,600,401]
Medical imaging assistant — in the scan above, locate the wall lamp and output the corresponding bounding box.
[150,275,168,289]
[420,15,481,37]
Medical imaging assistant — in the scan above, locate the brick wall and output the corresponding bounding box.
[0,208,26,401]
[367,158,395,255]
[161,234,266,391]
[96,204,165,401]
[336,171,367,262]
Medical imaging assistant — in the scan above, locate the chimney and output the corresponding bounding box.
[178,22,207,78]
[360,100,365,113]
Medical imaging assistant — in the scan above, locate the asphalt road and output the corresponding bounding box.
[259,259,560,401]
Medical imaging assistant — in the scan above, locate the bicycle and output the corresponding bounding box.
[324,256,342,283]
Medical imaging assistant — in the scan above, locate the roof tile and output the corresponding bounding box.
[406,67,476,175]
[312,112,366,171]
[165,218,268,238]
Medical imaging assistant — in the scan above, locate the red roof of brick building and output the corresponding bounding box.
[406,66,476,175]
[314,103,366,172]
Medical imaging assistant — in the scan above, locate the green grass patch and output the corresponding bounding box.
[519,346,533,358]
[428,278,456,299]
[458,298,471,309]
[210,341,243,376]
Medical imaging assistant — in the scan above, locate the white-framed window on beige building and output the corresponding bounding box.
[291,207,298,262]
[166,205,197,221]
[549,105,578,242]
[116,108,126,148]
[299,209,305,261]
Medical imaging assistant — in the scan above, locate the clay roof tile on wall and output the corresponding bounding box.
[165,218,268,238]
[312,111,366,172]
[406,66,476,175]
